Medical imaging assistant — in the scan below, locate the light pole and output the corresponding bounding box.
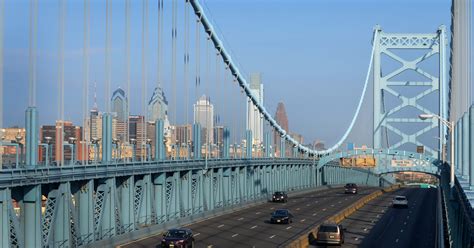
[68,137,77,165]
[419,113,454,188]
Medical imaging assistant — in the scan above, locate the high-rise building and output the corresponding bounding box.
[40,121,83,164]
[214,126,225,146]
[173,124,193,145]
[246,73,264,145]
[129,115,146,159]
[89,109,102,141]
[148,85,169,122]
[274,102,289,156]
[111,87,128,143]
[194,95,214,144]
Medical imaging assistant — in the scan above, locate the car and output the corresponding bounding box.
[270,209,293,224]
[272,191,288,202]
[392,195,408,208]
[344,183,358,194]
[160,228,195,248]
[315,223,345,245]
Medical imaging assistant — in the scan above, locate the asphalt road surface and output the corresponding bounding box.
[120,186,379,248]
[335,187,437,248]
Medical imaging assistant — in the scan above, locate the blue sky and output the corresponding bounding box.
[2,0,453,146]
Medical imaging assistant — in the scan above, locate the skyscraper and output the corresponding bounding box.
[148,85,169,122]
[246,73,264,145]
[111,87,128,143]
[194,95,214,144]
[274,102,289,156]
[129,115,146,159]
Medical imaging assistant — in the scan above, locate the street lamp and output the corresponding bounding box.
[68,137,77,165]
[418,113,454,188]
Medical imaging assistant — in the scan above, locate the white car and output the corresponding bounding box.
[392,195,408,208]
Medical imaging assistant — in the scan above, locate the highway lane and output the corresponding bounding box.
[336,187,437,248]
[120,186,379,248]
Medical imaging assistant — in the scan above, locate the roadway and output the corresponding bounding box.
[120,186,379,248]
[334,187,437,248]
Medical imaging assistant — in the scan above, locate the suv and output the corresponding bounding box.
[392,195,408,208]
[315,223,345,245]
[344,183,358,194]
[272,191,288,203]
[160,228,195,248]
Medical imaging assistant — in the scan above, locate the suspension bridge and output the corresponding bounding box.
[0,0,473,247]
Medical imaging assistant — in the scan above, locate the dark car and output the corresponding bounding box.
[160,228,195,248]
[344,183,358,194]
[272,191,288,202]
[270,209,293,224]
[315,223,345,245]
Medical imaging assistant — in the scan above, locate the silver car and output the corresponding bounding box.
[392,195,408,208]
[315,223,345,245]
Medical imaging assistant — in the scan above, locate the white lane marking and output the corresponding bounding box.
[232,233,239,238]
[312,213,317,216]
[218,224,224,228]
[270,207,274,210]
[401,229,404,233]
[363,228,367,231]
[315,201,319,203]
[300,219,306,222]
[269,235,276,239]
[322,208,327,211]
[255,212,261,215]
[338,201,342,204]
[355,237,359,241]
[396,239,399,243]
[238,217,244,221]
[306,204,310,207]
[296,208,300,211]
[194,233,201,237]
[250,225,258,229]
[286,226,292,230]
[331,204,335,207]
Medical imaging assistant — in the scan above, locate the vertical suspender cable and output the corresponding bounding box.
[105,0,111,113]
[172,0,177,127]
[184,0,190,149]
[205,36,210,158]
[28,0,38,107]
[142,0,148,160]
[58,0,66,165]
[125,0,130,144]
[82,0,90,165]
[0,0,4,168]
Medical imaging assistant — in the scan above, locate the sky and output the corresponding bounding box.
[2,0,454,147]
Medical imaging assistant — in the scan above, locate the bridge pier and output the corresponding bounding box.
[20,185,41,248]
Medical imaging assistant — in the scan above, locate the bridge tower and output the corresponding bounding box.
[373,26,447,158]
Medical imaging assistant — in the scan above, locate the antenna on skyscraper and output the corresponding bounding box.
[93,81,98,110]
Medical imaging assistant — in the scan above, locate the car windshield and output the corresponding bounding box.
[274,192,283,195]
[395,196,406,200]
[346,184,356,187]
[165,230,187,238]
[274,210,288,215]
[319,225,338,233]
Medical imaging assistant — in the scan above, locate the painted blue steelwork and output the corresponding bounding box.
[25,107,38,167]
[102,113,113,162]
[193,123,201,159]
[373,26,447,158]
[462,112,470,178]
[470,105,474,187]
[245,130,252,159]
